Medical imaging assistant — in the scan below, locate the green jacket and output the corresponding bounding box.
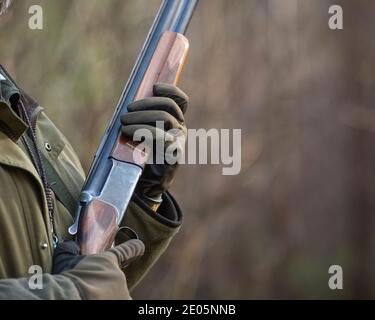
[0,65,182,299]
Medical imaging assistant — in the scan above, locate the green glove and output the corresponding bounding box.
[121,83,188,205]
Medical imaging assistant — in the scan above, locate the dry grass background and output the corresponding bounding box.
[0,0,374,299]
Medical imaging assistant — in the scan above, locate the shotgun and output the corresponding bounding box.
[68,0,198,254]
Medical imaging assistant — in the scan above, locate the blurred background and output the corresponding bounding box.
[1,0,374,299]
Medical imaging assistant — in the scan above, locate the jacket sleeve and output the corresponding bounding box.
[0,193,181,299]
[0,274,82,300]
[117,192,182,291]
[0,242,136,300]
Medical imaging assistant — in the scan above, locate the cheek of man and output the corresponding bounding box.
[0,0,12,16]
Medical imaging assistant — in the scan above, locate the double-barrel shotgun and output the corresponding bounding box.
[68,0,199,254]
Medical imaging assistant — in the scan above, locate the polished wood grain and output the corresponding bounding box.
[135,31,190,100]
[111,134,148,167]
[78,199,118,255]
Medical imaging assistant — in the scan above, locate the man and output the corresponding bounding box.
[0,0,188,299]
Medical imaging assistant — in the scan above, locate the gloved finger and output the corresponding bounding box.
[120,110,184,131]
[52,240,84,274]
[108,239,145,268]
[127,97,185,123]
[153,83,189,114]
[121,124,176,144]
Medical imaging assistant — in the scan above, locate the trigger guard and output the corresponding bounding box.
[116,226,139,241]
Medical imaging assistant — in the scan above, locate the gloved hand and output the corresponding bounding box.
[52,239,145,300]
[121,83,188,205]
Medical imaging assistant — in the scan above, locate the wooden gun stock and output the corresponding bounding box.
[78,31,189,255]
[78,200,118,254]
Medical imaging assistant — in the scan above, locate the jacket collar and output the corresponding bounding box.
[0,65,41,141]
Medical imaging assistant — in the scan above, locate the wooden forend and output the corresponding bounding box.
[111,31,190,166]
